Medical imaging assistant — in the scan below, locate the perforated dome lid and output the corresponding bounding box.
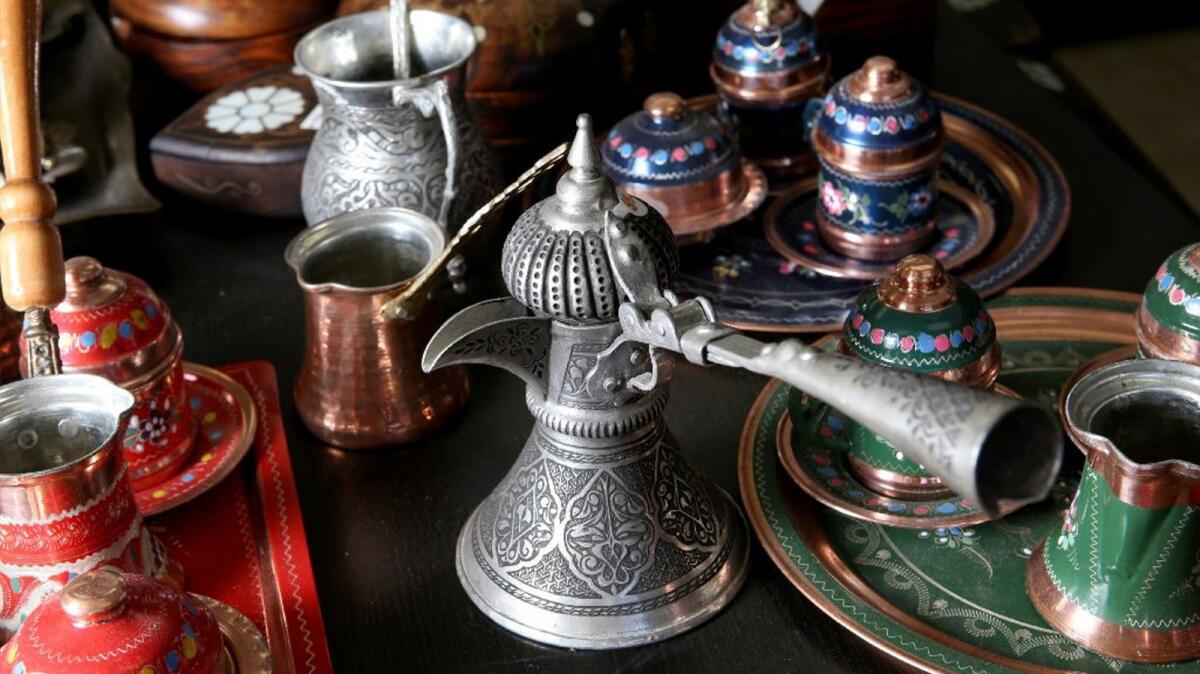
[501,115,678,325]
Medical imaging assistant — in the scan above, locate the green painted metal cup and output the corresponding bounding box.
[1028,357,1200,663]
[839,255,1000,499]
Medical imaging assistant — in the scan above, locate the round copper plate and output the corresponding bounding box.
[738,288,1152,674]
[677,94,1072,333]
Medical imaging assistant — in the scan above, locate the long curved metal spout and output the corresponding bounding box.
[601,207,1063,516]
[422,297,551,398]
[716,334,1060,514]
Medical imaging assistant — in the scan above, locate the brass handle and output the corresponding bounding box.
[0,0,65,376]
[380,141,568,320]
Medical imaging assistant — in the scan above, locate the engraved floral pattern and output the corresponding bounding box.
[565,473,654,595]
[654,447,718,548]
[494,461,558,567]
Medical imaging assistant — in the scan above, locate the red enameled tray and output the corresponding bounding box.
[150,361,333,674]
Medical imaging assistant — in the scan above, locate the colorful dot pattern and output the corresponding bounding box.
[793,405,982,519]
[133,369,250,516]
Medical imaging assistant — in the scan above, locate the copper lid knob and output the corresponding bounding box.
[60,569,128,626]
[878,255,957,312]
[61,255,126,310]
[644,92,686,122]
[751,0,782,28]
[845,55,915,103]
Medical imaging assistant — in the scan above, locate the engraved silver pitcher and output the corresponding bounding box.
[295,9,503,229]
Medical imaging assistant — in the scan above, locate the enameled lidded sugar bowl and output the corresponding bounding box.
[602,92,766,243]
[1135,242,1200,363]
[833,255,999,498]
[710,0,829,185]
[813,56,945,261]
[20,257,194,490]
[0,570,224,674]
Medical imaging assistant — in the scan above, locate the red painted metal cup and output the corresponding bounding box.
[0,374,182,639]
[21,257,195,489]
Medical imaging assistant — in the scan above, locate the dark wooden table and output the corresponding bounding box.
[64,3,1198,672]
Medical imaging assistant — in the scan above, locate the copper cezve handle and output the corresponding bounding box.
[380,141,568,320]
[0,0,65,376]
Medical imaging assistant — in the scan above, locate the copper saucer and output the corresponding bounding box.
[195,594,272,673]
[764,178,995,280]
[134,363,256,515]
[780,379,1023,529]
[652,158,769,245]
[739,288,1148,673]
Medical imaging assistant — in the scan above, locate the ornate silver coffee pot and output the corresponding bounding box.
[416,115,1064,648]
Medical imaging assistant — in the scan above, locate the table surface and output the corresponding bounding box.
[65,4,1198,673]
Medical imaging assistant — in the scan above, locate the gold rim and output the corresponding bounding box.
[195,594,273,673]
[738,297,1138,673]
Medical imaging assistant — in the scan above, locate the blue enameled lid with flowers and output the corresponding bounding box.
[713,0,821,77]
[602,92,736,188]
[815,56,942,154]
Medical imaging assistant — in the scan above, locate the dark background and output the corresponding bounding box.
[56,0,1200,671]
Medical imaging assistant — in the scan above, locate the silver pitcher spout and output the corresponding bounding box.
[422,114,1062,649]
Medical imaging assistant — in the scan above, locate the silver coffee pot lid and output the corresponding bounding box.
[499,114,679,325]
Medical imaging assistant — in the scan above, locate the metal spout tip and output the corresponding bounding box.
[975,403,1063,515]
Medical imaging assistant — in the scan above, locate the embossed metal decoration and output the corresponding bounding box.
[295,9,503,229]
[424,116,747,648]
[421,114,1065,649]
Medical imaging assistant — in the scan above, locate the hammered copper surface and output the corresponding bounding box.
[294,286,468,449]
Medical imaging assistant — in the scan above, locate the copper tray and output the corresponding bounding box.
[677,95,1071,332]
[734,288,1186,673]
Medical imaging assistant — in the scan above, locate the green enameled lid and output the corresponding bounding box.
[842,255,996,376]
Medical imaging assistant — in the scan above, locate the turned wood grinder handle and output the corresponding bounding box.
[0,0,65,375]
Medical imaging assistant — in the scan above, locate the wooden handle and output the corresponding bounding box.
[0,0,64,312]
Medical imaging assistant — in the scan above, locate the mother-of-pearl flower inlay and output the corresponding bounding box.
[205,86,306,135]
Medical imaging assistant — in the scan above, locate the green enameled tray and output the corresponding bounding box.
[738,288,1198,673]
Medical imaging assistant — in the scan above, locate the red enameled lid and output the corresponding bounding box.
[21,256,179,382]
[0,570,223,674]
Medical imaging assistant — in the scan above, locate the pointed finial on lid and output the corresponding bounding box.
[554,113,614,221]
[567,114,601,180]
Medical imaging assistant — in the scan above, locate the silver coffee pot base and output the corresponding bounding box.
[455,479,749,650]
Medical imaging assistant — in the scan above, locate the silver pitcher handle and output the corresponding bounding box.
[432,79,460,229]
[390,80,461,230]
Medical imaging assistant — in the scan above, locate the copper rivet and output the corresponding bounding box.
[60,569,127,623]
[644,92,686,121]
